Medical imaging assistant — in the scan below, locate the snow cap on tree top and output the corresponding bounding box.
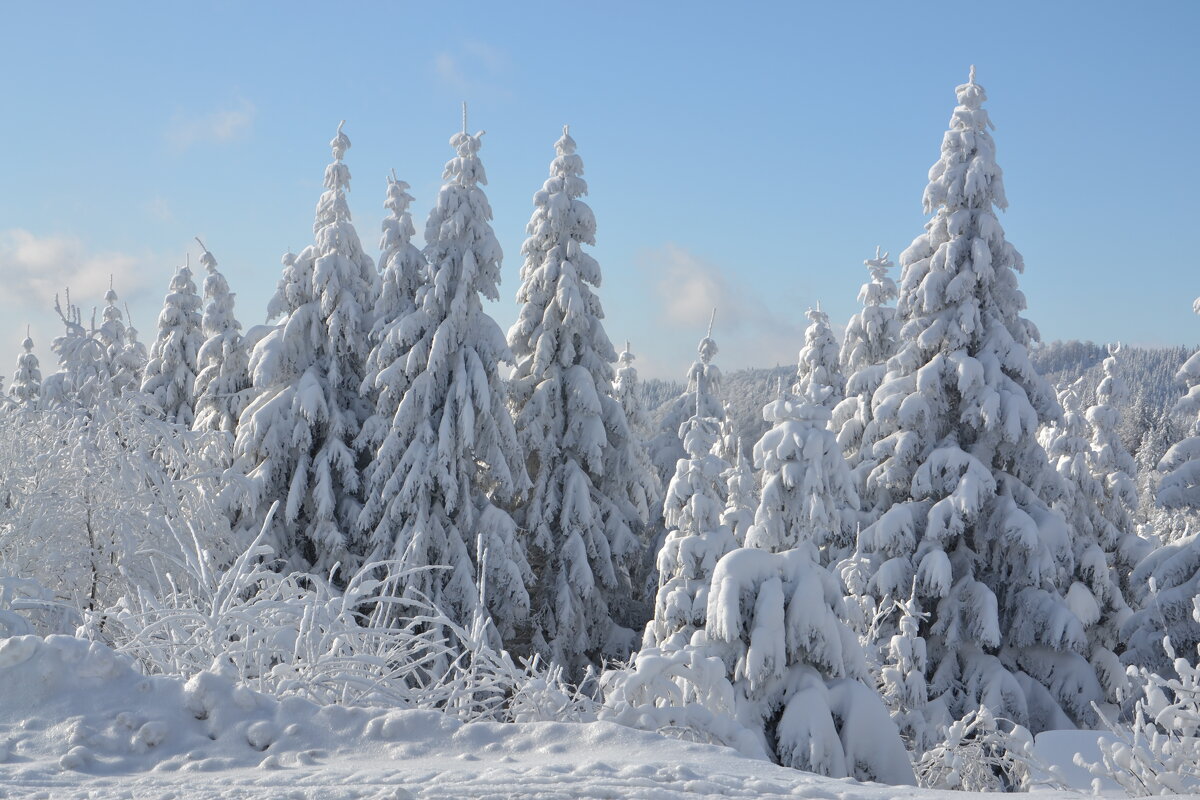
[330,120,350,162]
[196,237,217,273]
[556,124,576,156]
[698,309,718,364]
[619,340,635,367]
[956,65,986,110]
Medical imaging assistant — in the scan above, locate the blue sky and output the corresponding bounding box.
[0,1,1196,379]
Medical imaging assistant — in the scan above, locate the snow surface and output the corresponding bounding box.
[0,633,1161,799]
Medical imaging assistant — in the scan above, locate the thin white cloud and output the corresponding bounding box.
[645,243,805,369]
[433,41,510,98]
[0,229,154,310]
[167,98,255,150]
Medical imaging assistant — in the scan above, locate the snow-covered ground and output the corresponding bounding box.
[0,634,1170,800]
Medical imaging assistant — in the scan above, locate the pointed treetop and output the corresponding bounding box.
[556,124,576,156]
[955,65,987,110]
[195,237,218,272]
[619,340,635,367]
[865,245,893,270]
[331,120,350,162]
[462,101,468,133]
[22,326,33,352]
[698,313,719,364]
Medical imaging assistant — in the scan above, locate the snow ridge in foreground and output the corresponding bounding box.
[0,635,1155,798]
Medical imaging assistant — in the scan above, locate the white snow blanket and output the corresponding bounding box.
[0,635,1182,799]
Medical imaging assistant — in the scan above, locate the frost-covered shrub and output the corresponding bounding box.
[1081,598,1200,796]
[914,706,1062,792]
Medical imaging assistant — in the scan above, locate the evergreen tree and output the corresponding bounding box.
[881,587,934,752]
[1040,381,1131,705]
[720,439,756,546]
[612,341,662,527]
[508,126,647,669]
[141,258,203,425]
[704,545,915,783]
[853,68,1105,733]
[1087,344,1140,541]
[234,122,377,575]
[356,173,427,536]
[1159,312,1200,509]
[356,116,529,638]
[10,329,41,407]
[643,401,735,651]
[193,241,251,434]
[112,322,147,396]
[745,380,859,567]
[833,247,899,469]
[794,304,844,411]
[648,318,724,486]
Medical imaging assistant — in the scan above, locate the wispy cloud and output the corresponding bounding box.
[433,41,510,99]
[0,229,154,310]
[646,243,806,368]
[167,98,255,150]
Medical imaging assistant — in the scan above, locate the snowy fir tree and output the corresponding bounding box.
[720,439,756,546]
[1038,381,1131,706]
[140,258,203,425]
[193,241,251,435]
[112,321,148,397]
[611,341,662,527]
[880,587,933,753]
[853,68,1106,733]
[704,546,915,783]
[745,381,859,567]
[1087,344,1140,542]
[356,173,427,509]
[508,126,649,668]
[648,317,725,486]
[234,122,377,575]
[10,329,42,407]
[356,114,529,639]
[793,304,843,411]
[832,247,898,466]
[1158,305,1200,509]
[643,402,735,652]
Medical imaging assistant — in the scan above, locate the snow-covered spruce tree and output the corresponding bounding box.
[704,546,915,783]
[10,329,41,407]
[1122,533,1200,674]
[881,587,933,753]
[356,173,427,531]
[508,126,651,669]
[854,68,1104,733]
[745,380,859,567]
[833,247,899,469]
[721,439,756,546]
[643,403,736,651]
[615,341,666,605]
[1158,306,1200,509]
[1087,345,1144,563]
[193,242,251,435]
[794,304,844,411]
[356,117,530,639]
[141,258,203,425]
[648,318,725,486]
[1039,380,1132,704]
[112,322,148,397]
[612,341,662,529]
[234,122,377,575]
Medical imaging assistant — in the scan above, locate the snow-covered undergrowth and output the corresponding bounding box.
[0,633,1136,800]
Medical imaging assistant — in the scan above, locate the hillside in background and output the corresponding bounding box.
[644,341,1198,471]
